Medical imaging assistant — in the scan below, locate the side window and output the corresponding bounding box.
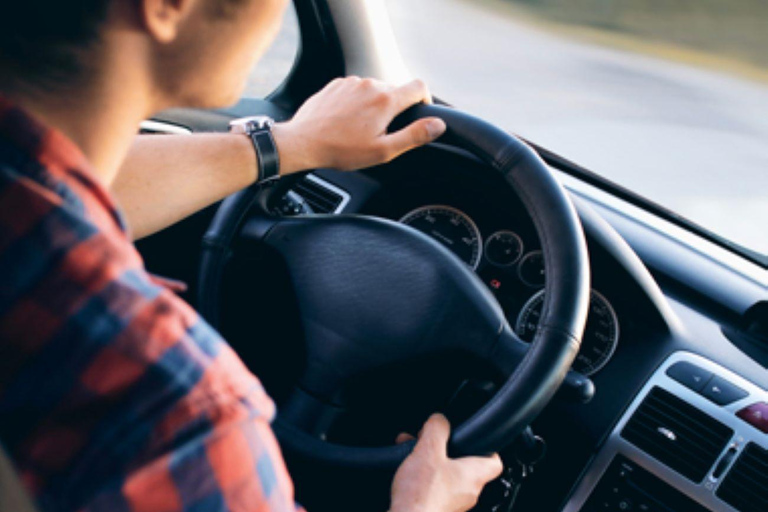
[244,3,300,98]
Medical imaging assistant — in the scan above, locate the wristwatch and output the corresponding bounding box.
[229,115,281,183]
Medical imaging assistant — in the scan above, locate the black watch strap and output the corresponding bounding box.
[250,129,280,182]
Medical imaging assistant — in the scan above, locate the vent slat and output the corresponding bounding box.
[621,387,733,483]
[718,443,768,512]
[627,421,712,469]
[644,400,727,446]
[738,461,768,486]
[293,180,343,214]
[742,451,768,473]
[633,407,723,455]
[721,475,768,506]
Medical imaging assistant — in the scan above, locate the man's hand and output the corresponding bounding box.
[272,77,447,174]
[115,77,443,239]
[390,414,504,512]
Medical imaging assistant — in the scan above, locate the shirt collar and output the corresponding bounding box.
[0,95,91,174]
[0,94,130,235]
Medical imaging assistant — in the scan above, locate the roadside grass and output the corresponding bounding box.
[476,0,768,84]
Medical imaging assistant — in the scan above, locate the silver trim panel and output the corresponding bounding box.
[139,120,192,135]
[563,351,768,512]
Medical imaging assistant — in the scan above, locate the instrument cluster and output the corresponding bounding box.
[400,204,619,377]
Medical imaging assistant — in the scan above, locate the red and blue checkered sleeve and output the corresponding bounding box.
[81,336,303,512]
[0,99,306,512]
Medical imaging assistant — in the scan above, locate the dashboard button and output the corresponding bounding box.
[666,362,712,392]
[736,402,768,433]
[702,376,748,406]
[712,446,738,480]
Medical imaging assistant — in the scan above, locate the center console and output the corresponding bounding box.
[563,352,768,512]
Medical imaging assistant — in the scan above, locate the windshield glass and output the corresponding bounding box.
[388,0,768,257]
[244,4,299,98]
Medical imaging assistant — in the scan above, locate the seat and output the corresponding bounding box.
[0,443,38,512]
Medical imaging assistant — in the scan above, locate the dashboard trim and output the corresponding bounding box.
[562,351,768,512]
[560,174,767,288]
[139,120,193,135]
[306,173,352,214]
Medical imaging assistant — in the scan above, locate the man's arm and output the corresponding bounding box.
[113,132,258,239]
[112,77,447,240]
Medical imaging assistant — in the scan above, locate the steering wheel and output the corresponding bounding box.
[198,104,590,469]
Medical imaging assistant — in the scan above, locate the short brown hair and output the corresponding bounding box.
[0,1,112,92]
[0,0,247,93]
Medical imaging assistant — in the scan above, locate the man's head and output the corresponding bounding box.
[0,0,289,111]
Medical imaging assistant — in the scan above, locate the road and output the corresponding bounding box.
[247,0,768,255]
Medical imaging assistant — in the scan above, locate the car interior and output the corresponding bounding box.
[3,1,767,512]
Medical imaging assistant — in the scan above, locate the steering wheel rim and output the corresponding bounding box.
[198,104,590,469]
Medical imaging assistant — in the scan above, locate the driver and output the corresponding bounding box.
[0,0,503,511]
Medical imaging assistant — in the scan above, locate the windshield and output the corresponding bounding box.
[387,0,768,258]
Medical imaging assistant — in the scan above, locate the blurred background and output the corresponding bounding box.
[246,0,768,258]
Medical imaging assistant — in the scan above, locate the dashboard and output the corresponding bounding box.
[138,114,767,512]
[261,142,768,512]
[565,352,768,512]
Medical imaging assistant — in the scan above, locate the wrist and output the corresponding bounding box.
[271,121,316,176]
[228,132,259,185]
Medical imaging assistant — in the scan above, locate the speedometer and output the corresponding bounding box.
[515,289,619,376]
[400,205,483,270]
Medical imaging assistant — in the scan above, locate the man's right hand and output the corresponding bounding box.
[390,414,504,512]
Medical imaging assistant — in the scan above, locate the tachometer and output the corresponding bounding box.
[400,205,482,270]
[515,289,619,376]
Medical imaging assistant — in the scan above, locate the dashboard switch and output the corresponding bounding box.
[736,402,768,433]
[711,446,738,480]
[666,361,712,392]
[702,376,748,406]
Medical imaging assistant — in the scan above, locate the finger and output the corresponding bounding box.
[391,79,433,113]
[416,413,451,454]
[457,453,504,483]
[395,432,415,444]
[380,117,446,160]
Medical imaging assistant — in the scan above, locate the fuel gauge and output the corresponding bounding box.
[518,250,545,287]
[485,230,524,267]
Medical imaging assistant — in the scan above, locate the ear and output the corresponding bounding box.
[139,0,196,43]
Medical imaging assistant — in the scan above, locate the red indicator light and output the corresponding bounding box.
[490,279,502,290]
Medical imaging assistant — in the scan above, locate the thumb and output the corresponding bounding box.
[416,413,451,455]
[395,432,416,444]
[382,117,446,158]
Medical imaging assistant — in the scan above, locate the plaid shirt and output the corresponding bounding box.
[0,97,300,512]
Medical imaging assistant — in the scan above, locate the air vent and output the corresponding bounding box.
[717,443,768,512]
[291,175,348,214]
[139,120,192,135]
[621,387,733,482]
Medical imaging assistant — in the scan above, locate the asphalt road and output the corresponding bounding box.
[247,0,768,255]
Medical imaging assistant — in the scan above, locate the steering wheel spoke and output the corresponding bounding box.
[239,215,284,246]
[487,324,529,378]
[278,387,344,438]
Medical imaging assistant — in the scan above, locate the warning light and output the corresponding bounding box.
[490,279,502,290]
